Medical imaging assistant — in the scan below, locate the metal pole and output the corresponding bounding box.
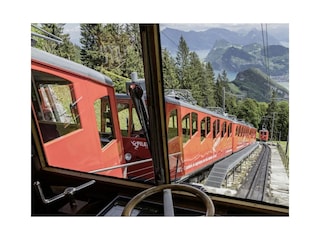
[139,24,170,185]
[223,87,225,113]
[271,112,276,141]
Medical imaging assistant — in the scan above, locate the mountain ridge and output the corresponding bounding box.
[160,26,286,54]
[231,68,289,102]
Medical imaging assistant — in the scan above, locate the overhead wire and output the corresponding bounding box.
[260,24,271,101]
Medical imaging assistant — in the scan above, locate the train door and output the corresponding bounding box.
[180,110,200,175]
[116,95,184,182]
[116,95,153,181]
[212,118,221,159]
[198,115,215,166]
[226,121,233,155]
[233,123,246,152]
[232,123,241,153]
[31,59,125,178]
[218,120,233,158]
[166,104,183,180]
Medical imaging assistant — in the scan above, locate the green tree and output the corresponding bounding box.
[214,74,224,110]
[202,62,216,107]
[162,48,179,89]
[257,102,268,129]
[80,24,144,92]
[275,101,289,141]
[32,23,78,62]
[175,36,190,89]
[80,24,106,71]
[121,24,144,79]
[188,52,203,106]
[225,95,238,115]
[236,98,260,128]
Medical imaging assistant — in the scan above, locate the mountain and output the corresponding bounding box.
[205,42,289,77]
[160,26,289,79]
[160,27,284,55]
[231,68,289,102]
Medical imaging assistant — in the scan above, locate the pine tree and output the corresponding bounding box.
[203,62,216,108]
[175,36,190,89]
[32,24,78,62]
[162,48,179,89]
[79,24,144,92]
[121,24,144,79]
[276,101,289,141]
[214,74,224,110]
[188,52,203,106]
[80,24,106,71]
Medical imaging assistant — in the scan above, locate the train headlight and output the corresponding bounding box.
[125,153,132,161]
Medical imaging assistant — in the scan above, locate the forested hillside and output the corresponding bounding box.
[232,68,289,102]
[206,42,289,77]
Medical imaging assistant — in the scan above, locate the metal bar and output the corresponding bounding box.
[139,24,170,185]
[163,189,175,216]
[90,152,182,174]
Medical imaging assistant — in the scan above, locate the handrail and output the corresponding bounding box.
[89,152,182,174]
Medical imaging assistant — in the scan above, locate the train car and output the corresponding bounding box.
[232,119,256,153]
[259,128,269,141]
[116,81,257,182]
[31,47,126,178]
[31,45,257,184]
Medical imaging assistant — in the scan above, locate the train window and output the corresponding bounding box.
[228,123,232,137]
[222,121,227,136]
[182,113,190,143]
[131,107,143,136]
[32,70,81,143]
[213,120,217,138]
[201,118,206,141]
[117,103,129,137]
[168,109,178,140]
[206,117,211,135]
[213,119,221,139]
[191,112,198,136]
[94,96,115,147]
[200,116,211,141]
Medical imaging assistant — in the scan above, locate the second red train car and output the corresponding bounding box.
[116,81,257,182]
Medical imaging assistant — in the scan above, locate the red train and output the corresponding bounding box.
[116,81,257,182]
[259,128,269,141]
[31,46,256,184]
[32,47,126,178]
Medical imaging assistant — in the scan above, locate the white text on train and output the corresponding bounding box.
[131,140,148,150]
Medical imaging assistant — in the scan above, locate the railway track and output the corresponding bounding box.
[236,143,270,201]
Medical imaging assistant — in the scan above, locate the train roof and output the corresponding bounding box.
[166,96,254,128]
[31,47,114,86]
[259,128,269,132]
[116,92,254,128]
